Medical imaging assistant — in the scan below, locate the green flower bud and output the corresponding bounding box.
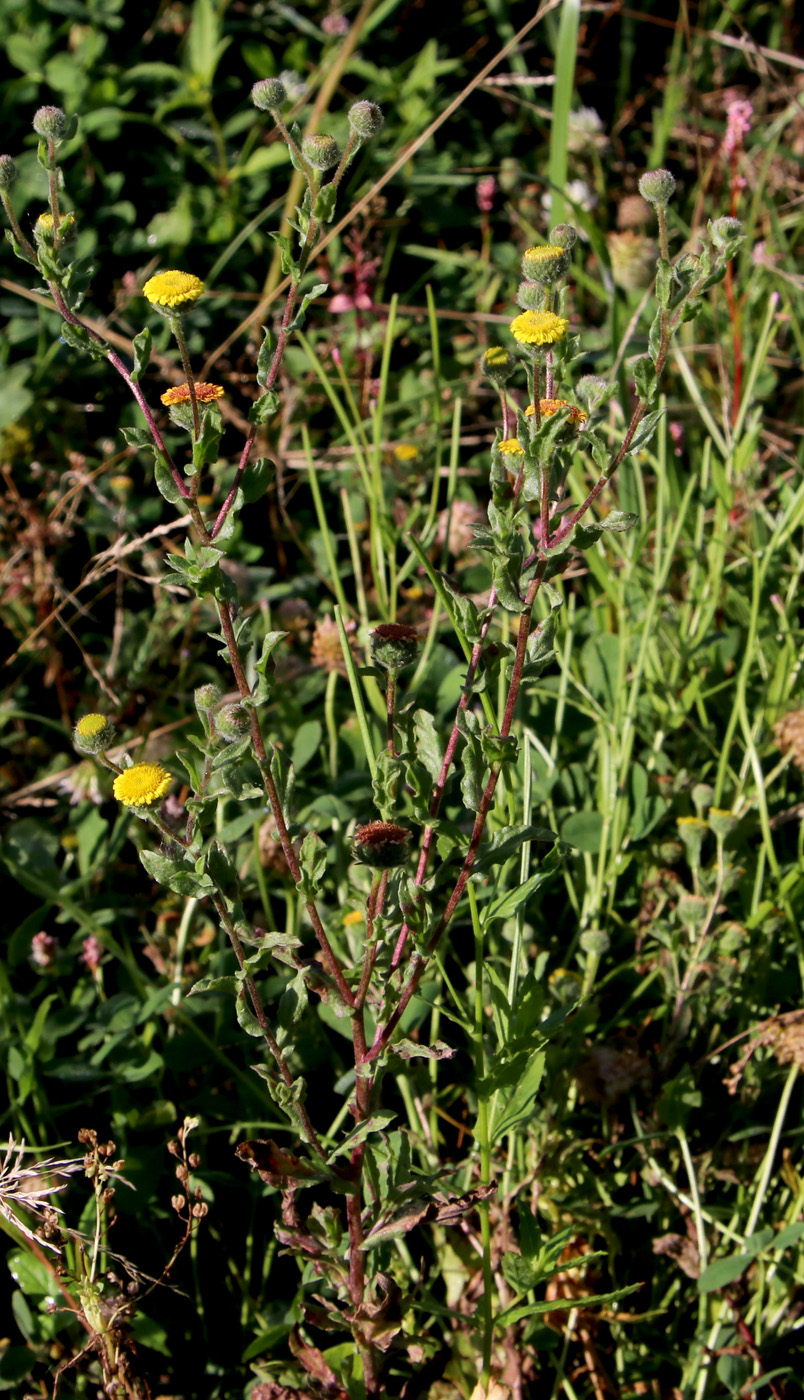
[302,133,341,171]
[194,683,222,713]
[580,928,610,956]
[251,78,287,112]
[370,622,421,673]
[515,279,548,311]
[73,713,115,755]
[33,105,68,141]
[691,782,714,817]
[521,244,571,284]
[709,216,743,250]
[348,100,384,140]
[638,168,677,207]
[575,375,615,410]
[550,223,578,250]
[0,155,17,189]
[480,345,516,385]
[353,821,411,870]
[216,703,251,740]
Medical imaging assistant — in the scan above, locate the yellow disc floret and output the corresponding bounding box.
[75,713,108,738]
[161,382,225,406]
[393,443,419,462]
[113,762,172,807]
[509,310,569,346]
[526,398,587,425]
[498,438,524,455]
[142,271,205,309]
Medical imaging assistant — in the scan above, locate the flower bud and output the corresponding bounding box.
[216,703,251,740]
[370,622,420,673]
[73,713,115,755]
[638,168,677,207]
[550,223,578,250]
[575,375,615,411]
[353,821,411,870]
[0,155,17,189]
[606,231,656,291]
[677,891,708,932]
[33,105,68,141]
[521,244,571,284]
[251,78,287,112]
[709,216,743,249]
[34,211,77,246]
[580,928,610,956]
[480,345,516,385]
[676,815,707,868]
[348,100,384,140]
[302,133,341,171]
[194,683,222,713]
[515,280,547,311]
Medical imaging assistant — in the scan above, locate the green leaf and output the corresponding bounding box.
[59,320,107,361]
[475,824,556,873]
[561,811,605,855]
[297,830,326,899]
[249,389,281,427]
[495,1283,641,1328]
[502,1252,538,1294]
[242,456,274,504]
[628,408,665,455]
[192,404,223,472]
[130,326,152,383]
[256,325,275,388]
[287,282,329,334]
[491,1049,544,1136]
[140,849,214,898]
[313,184,337,223]
[187,975,238,996]
[154,457,184,504]
[484,866,556,925]
[697,1254,752,1293]
[235,991,263,1037]
[413,709,444,783]
[327,1108,397,1162]
[121,424,154,450]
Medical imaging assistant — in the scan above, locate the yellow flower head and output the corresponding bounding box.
[343,910,365,927]
[498,438,524,455]
[113,762,172,807]
[524,244,566,264]
[483,346,510,367]
[393,443,419,462]
[161,382,224,406]
[510,310,569,346]
[526,398,587,425]
[142,270,205,310]
[75,713,107,738]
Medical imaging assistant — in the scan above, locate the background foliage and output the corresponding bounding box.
[1,0,804,1397]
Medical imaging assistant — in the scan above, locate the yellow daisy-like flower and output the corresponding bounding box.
[393,443,419,462]
[113,762,172,807]
[509,310,569,346]
[483,346,510,367]
[75,713,107,738]
[142,270,205,309]
[526,398,587,425]
[498,438,524,455]
[161,382,224,406]
[343,910,365,927]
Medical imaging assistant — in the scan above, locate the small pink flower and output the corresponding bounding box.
[322,12,349,35]
[476,176,497,213]
[80,935,103,972]
[669,421,684,457]
[723,99,753,156]
[31,932,59,968]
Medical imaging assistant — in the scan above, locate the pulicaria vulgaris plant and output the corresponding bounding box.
[1,80,744,1399]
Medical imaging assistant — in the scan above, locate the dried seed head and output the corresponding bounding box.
[353,821,412,869]
[370,622,421,672]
